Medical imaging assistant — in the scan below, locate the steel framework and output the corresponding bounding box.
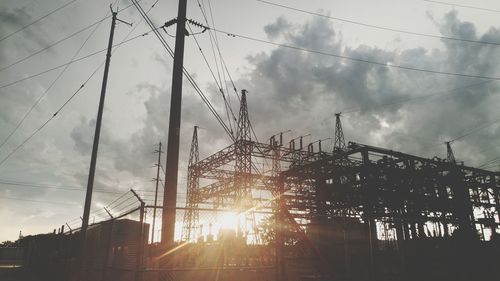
[177,97,500,280]
[181,90,332,243]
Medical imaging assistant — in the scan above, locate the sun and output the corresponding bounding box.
[218,212,240,230]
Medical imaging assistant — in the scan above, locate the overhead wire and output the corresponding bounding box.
[0,32,152,90]
[187,23,235,136]
[0,18,104,73]
[0,0,78,43]
[341,80,494,114]
[198,0,224,91]
[0,2,139,74]
[193,2,271,173]
[0,179,126,194]
[0,2,159,215]
[0,195,80,206]
[206,0,228,95]
[208,27,500,80]
[204,0,239,133]
[256,0,500,46]
[132,0,234,139]
[0,12,160,168]
[0,6,109,153]
[0,18,105,72]
[450,117,500,142]
[423,0,500,13]
[478,155,500,168]
[186,24,223,92]
[197,0,240,107]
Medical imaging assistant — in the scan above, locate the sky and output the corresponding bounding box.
[0,0,500,242]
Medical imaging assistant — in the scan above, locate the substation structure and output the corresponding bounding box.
[13,91,500,281]
[178,91,500,281]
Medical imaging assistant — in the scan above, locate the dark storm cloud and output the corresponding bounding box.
[67,9,500,192]
[236,12,500,166]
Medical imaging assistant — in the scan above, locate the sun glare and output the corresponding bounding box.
[218,212,240,230]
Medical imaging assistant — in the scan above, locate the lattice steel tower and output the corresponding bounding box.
[182,126,200,241]
[446,141,456,164]
[334,113,346,151]
[234,89,252,203]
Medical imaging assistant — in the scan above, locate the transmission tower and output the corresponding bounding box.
[236,90,251,142]
[182,126,200,242]
[334,113,346,152]
[446,141,456,164]
[234,90,253,238]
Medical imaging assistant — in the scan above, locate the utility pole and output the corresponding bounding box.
[152,142,163,243]
[79,7,131,280]
[162,0,188,246]
[79,7,117,280]
[80,6,117,246]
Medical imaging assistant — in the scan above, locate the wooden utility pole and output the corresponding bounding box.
[162,0,188,246]
[79,7,117,280]
[152,142,163,243]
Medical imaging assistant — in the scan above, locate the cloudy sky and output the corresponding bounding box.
[1,0,499,242]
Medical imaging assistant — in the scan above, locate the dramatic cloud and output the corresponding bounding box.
[236,11,500,166]
[1,0,499,241]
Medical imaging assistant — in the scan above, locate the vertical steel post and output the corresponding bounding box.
[79,10,117,280]
[136,203,145,281]
[361,150,377,280]
[152,142,162,243]
[162,0,188,246]
[276,175,285,281]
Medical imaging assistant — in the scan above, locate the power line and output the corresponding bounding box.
[478,155,500,168]
[0,8,108,153]
[203,0,239,134]
[0,32,151,90]
[187,24,223,93]
[198,0,224,92]
[0,195,80,206]
[0,2,139,74]
[451,117,500,142]
[195,0,239,134]
[197,0,240,98]
[423,0,500,13]
[0,59,106,166]
[0,7,159,168]
[256,0,500,46]
[0,179,125,195]
[342,80,493,114]
[0,0,78,43]
[0,19,104,73]
[187,23,236,136]
[209,27,500,80]
[255,0,500,46]
[132,0,234,139]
